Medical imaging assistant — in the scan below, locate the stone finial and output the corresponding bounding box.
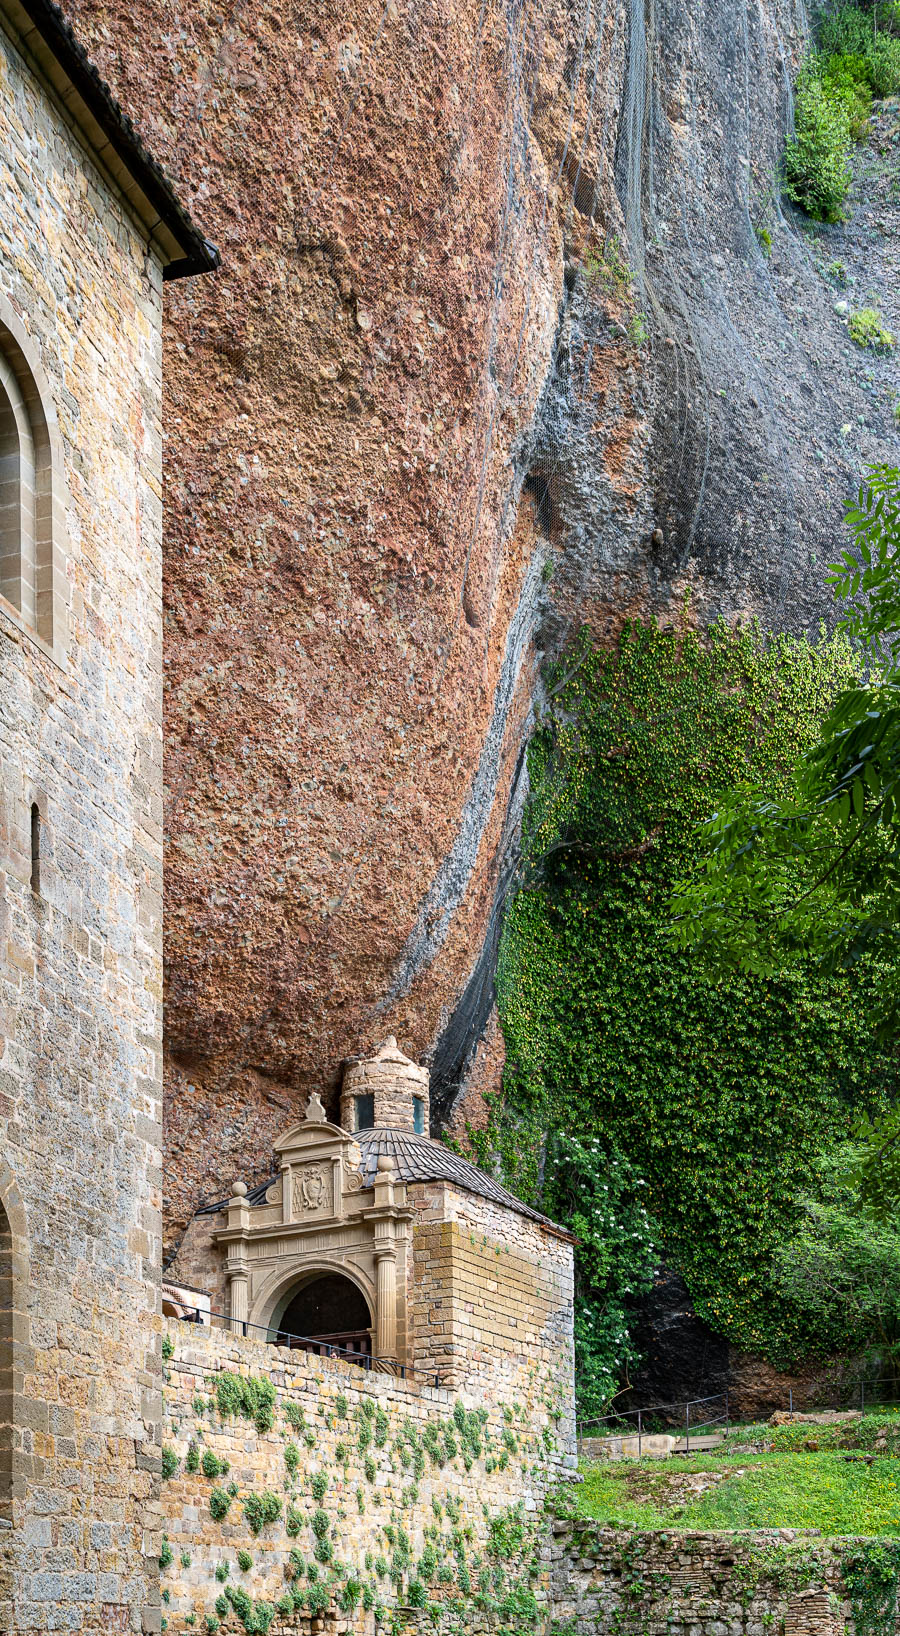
[376,1153,396,1174]
[340,1039,430,1135]
[231,1181,247,1198]
[304,1091,327,1124]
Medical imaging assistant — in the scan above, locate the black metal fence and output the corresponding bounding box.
[577,1376,900,1457]
[163,1302,445,1385]
[577,1392,730,1456]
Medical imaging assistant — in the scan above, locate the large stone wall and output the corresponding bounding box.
[160,1318,574,1633]
[0,22,167,1633]
[550,1524,891,1636]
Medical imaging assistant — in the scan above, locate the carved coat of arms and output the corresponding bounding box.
[293,1164,329,1215]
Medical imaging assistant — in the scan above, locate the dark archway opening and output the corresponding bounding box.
[0,1201,13,1526]
[277,1274,372,1362]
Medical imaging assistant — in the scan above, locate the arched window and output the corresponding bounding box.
[0,307,65,647]
[0,1199,13,1526]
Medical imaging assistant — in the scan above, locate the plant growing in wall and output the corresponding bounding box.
[209,1488,232,1522]
[242,1490,282,1535]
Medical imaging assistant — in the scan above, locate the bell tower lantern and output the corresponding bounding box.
[340,1037,429,1135]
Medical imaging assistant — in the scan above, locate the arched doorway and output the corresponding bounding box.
[274,1273,372,1363]
[0,1200,13,1525]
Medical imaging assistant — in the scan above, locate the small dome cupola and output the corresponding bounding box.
[340,1037,429,1136]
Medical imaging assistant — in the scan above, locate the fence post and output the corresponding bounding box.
[686,1400,690,1455]
[638,1407,642,1461]
[789,1388,793,1416]
[725,1389,729,1436]
[861,1381,865,1415]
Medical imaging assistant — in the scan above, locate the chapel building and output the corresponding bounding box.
[167,1038,575,1393]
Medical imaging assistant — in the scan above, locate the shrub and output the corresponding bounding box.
[159,1535,173,1570]
[180,1552,191,1569]
[161,1446,179,1480]
[283,1401,304,1432]
[374,1408,389,1447]
[335,1394,348,1418]
[364,1456,376,1483]
[161,1334,174,1362]
[209,1489,231,1522]
[213,1372,276,1434]
[848,307,896,350]
[284,1442,300,1476]
[214,1562,229,1583]
[311,1472,327,1501]
[202,1449,223,1480]
[784,61,853,219]
[312,1508,330,1540]
[237,1551,253,1573]
[285,1504,303,1537]
[243,1490,282,1536]
[185,1440,200,1473]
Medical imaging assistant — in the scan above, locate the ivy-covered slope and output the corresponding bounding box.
[489,618,900,1376]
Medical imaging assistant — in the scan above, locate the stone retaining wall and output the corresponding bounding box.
[160,1319,572,1633]
[549,1524,897,1636]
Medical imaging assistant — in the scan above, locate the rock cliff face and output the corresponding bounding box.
[59,0,899,1252]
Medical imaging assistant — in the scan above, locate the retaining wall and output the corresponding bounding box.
[160,1319,573,1633]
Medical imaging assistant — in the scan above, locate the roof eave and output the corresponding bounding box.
[0,0,219,278]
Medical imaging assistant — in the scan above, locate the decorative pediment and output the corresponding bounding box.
[270,1091,363,1226]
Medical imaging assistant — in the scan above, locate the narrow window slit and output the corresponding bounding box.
[30,803,40,895]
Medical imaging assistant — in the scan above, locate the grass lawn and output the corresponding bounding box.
[576,1451,900,1536]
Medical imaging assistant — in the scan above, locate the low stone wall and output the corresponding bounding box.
[160,1320,572,1633]
[549,1523,897,1636]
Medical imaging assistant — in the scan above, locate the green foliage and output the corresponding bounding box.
[180,1551,191,1569]
[848,307,896,350]
[285,1504,303,1537]
[214,1562,229,1583]
[161,1445,179,1481]
[773,1147,900,1359]
[493,613,898,1368]
[224,1585,276,1634]
[843,1543,900,1636]
[784,58,854,219]
[159,1534,173,1570]
[208,1488,231,1522]
[364,1456,376,1483]
[284,1442,300,1476]
[162,1334,174,1362]
[312,1508,330,1540]
[542,1133,657,1416]
[374,1407,389,1447]
[213,1371,276,1434]
[283,1401,305,1433]
[201,1449,224,1480]
[784,3,900,217]
[237,1550,252,1573]
[335,1394,348,1418]
[242,1490,282,1536]
[186,1440,200,1473]
[311,1471,328,1502]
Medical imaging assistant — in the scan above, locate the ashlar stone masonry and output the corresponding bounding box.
[0,2,214,1627]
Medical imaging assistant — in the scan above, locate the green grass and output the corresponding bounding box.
[577,1451,900,1536]
[724,1409,900,1454]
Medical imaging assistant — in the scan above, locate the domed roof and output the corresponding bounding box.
[197,1127,571,1237]
[356,1128,569,1235]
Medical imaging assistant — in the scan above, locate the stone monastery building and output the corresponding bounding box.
[0,1,575,1631]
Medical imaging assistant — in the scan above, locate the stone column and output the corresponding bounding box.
[228,1264,249,1336]
[375,1247,397,1361]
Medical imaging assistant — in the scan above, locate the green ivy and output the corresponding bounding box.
[489,618,899,1369]
[843,1542,900,1636]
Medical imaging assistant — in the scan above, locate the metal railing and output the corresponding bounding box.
[167,1303,443,1386]
[578,1392,730,1457]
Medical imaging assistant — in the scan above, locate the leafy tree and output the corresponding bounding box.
[774,1148,900,1366]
